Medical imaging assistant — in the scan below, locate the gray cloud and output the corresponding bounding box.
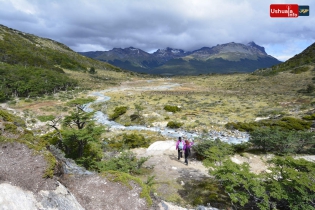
[1,0,314,60]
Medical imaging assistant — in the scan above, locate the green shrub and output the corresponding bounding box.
[110,106,128,120]
[66,97,95,107]
[37,115,55,122]
[107,141,124,150]
[306,84,315,93]
[130,114,140,121]
[291,66,309,74]
[212,157,315,209]
[225,121,258,132]
[225,117,311,132]
[231,142,252,153]
[0,110,25,127]
[0,64,78,100]
[167,121,183,128]
[278,117,311,130]
[250,127,315,154]
[122,133,150,149]
[24,98,32,102]
[97,151,149,175]
[89,67,96,74]
[256,108,285,117]
[193,139,217,160]
[193,138,234,161]
[164,105,181,113]
[0,109,14,122]
[302,113,315,120]
[4,123,18,134]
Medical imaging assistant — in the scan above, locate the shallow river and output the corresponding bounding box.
[84,89,249,144]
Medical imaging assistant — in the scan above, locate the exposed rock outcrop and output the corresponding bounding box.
[0,142,150,210]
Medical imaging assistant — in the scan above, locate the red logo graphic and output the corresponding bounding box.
[270,4,299,18]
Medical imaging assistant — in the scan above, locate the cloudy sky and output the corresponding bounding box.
[1,0,314,61]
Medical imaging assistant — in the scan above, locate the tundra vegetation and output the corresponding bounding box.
[1,25,315,208]
[2,64,315,209]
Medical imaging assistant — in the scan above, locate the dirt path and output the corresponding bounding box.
[132,140,210,207]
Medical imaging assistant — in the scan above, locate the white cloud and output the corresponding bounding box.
[1,0,314,60]
[9,0,37,14]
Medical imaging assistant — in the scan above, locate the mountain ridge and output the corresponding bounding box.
[79,42,282,75]
[253,42,315,75]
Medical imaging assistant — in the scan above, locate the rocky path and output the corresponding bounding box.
[132,141,214,209]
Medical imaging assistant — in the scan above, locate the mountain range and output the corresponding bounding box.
[79,42,282,75]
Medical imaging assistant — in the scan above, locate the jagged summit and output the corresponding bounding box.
[188,42,269,61]
[79,41,281,75]
[247,41,267,54]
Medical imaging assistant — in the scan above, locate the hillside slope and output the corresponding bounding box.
[254,42,315,75]
[0,24,124,71]
[0,24,129,101]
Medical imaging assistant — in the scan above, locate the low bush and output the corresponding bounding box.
[231,142,252,153]
[250,127,315,154]
[110,106,128,120]
[122,133,150,149]
[66,97,95,107]
[256,108,285,117]
[97,151,149,175]
[225,117,311,132]
[290,66,309,74]
[167,121,183,128]
[4,123,18,134]
[0,109,25,126]
[164,105,181,113]
[302,113,315,120]
[37,115,55,122]
[193,138,234,161]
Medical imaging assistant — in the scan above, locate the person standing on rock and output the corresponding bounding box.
[175,137,184,160]
[184,140,194,165]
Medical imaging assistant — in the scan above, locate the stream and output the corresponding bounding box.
[84,88,249,144]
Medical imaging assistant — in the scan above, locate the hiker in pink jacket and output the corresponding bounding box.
[183,140,194,165]
[175,137,184,160]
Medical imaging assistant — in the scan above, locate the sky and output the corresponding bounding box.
[0,0,314,61]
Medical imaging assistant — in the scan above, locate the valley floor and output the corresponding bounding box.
[2,71,315,208]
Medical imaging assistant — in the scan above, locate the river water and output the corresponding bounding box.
[84,89,249,144]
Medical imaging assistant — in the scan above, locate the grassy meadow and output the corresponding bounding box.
[88,66,315,137]
[8,64,315,139]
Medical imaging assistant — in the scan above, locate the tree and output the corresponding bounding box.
[202,139,234,167]
[61,121,103,159]
[134,103,144,114]
[63,105,94,130]
[266,156,315,210]
[250,127,315,154]
[89,67,96,74]
[212,160,269,209]
[306,84,315,93]
[49,104,105,169]
[211,157,315,209]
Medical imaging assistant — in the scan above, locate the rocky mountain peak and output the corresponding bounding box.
[79,41,281,75]
[153,47,188,60]
[154,47,186,55]
[247,41,266,54]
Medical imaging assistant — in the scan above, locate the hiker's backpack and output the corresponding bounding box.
[178,141,184,150]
